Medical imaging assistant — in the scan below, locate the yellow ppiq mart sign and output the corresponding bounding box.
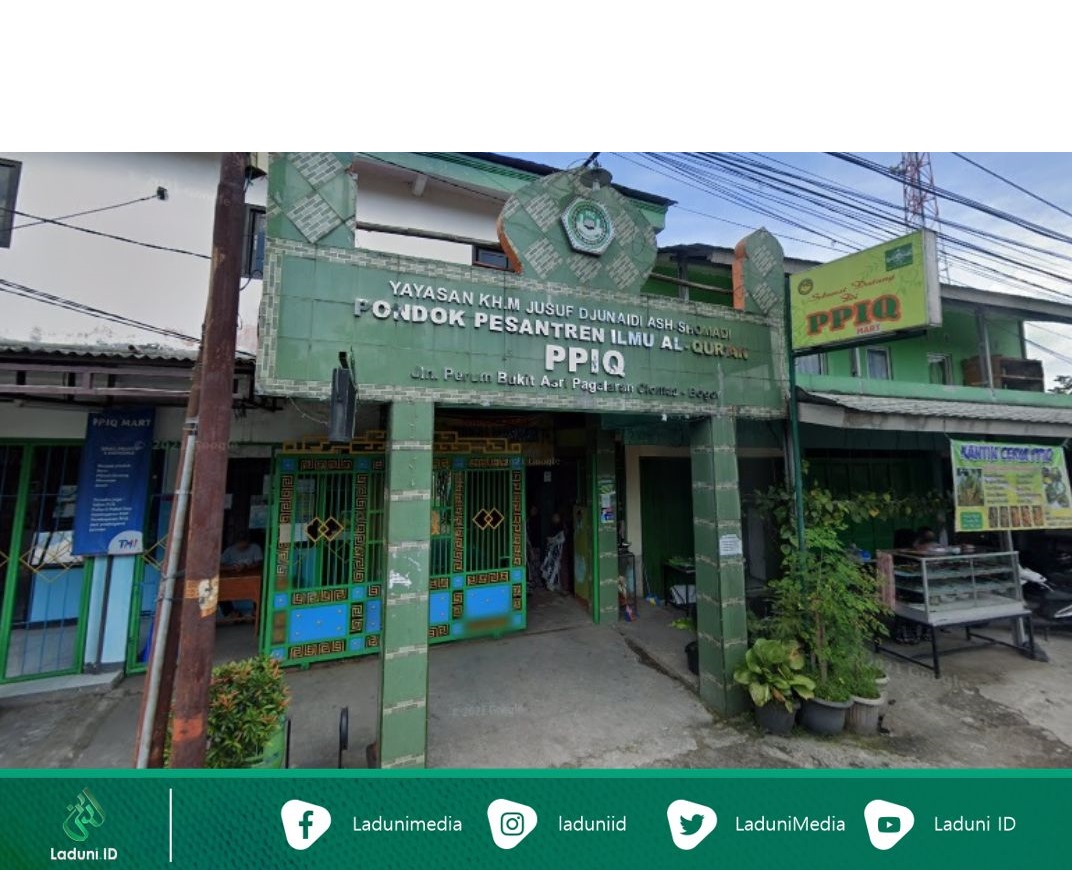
[952,440,1072,533]
[790,229,942,351]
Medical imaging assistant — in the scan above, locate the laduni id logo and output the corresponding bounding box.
[281,799,331,850]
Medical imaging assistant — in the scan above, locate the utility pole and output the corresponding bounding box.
[132,353,201,767]
[169,152,247,768]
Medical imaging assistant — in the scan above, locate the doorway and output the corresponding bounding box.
[639,457,695,602]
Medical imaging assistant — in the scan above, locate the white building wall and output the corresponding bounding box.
[0,152,265,353]
[354,167,504,264]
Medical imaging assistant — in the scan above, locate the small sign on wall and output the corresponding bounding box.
[719,533,743,557]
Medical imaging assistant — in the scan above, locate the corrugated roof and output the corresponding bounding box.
[800,390,1072,438]
[0,341,255,362]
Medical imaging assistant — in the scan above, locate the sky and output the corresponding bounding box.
[6,151,1072,382]
[506,152,1072,382]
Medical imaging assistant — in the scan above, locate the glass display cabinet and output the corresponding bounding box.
[878,549,1036,677]
[890,550,1024,626]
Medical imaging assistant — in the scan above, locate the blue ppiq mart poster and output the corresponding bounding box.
[72,407,155,556]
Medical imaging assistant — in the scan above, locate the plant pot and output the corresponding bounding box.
[755,700,799,736]
[846,693,887,734]
[685,640,698,675]
[801,697,851,735]
[248,719,287,769]
[874,673,889,688]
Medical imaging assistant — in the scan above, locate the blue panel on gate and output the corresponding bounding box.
[288,605,347,644]
[274,593,288,610]
[452,576,464,589]
[349,637,364,651]
[366,598,382,633]
[351,585,366,600]
[465,586,511,619]
[430,591,451,625]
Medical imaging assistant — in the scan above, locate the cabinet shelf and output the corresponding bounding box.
[881,549,1025,627]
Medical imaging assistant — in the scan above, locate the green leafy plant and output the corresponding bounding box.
[811,675,852,703]
[733,638,816,712]
[755,481,894,684]
[204,655,290,769]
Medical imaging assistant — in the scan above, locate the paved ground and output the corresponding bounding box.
[0,596,1069,770]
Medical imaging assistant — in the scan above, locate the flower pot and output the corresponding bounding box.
[755,700,799,736]
[801,697,851,735]
[248,719,288,769]
[685,640,698,675]
[846,693,887,734]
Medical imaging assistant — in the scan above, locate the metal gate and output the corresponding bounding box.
[264,449,525,668]
[429,455,525,643]
[263,454,385,667]
[0,444,91,682]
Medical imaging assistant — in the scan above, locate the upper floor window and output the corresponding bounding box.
[795,353,827,376]
[865,347,892,380]
[0,159,22,249]
[242,205,266,279]
[473,244,510,271]
[928,352,952,385]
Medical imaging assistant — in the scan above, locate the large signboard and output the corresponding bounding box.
[262,253,784,416]
[72,408,155,556]
[790,229,941,351]
[951,439,1072,532]
[259,154,786,418]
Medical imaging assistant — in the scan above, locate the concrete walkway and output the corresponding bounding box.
[0,598,1069,770]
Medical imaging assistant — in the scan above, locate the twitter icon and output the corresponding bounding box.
[666,799,717,850]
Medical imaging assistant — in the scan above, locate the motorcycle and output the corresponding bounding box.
[1018,562,1072,628]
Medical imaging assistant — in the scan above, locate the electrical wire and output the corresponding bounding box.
[953,153,1072,222]
[0,277,201,345]
[0,206,210,260]
[635,152,1072,305]
[9,193,163,230]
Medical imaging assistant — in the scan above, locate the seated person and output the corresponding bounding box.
[219,531,262,617]
[221,531,263,570]
[912,527,942,552]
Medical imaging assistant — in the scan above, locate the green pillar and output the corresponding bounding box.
[378,401,434,768]
[690,414,748,715]
[594,431,619,624]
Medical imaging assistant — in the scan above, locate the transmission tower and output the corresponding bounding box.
[892,152,951,282]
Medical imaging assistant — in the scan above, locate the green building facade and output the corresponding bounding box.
[256,152,790,766]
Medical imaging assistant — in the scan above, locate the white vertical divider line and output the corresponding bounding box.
[169,787,173,863]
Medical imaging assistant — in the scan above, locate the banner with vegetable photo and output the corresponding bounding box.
[951,440,1072,532]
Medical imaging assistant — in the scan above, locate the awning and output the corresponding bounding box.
[798,391,1072,439]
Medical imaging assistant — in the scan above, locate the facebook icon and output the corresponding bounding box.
[281,800,331,850]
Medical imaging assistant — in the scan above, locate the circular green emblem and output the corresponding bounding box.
[798,278,814,295]
[562,198,614,255]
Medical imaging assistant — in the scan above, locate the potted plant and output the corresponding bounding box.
[756,481,895,737]
[205,655,290,769]
[800,674,853,734]
[733,638,816,736]
[844,660,887,734]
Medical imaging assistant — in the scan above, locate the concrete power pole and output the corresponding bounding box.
[168,152,247,768]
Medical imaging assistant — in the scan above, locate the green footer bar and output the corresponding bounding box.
[4,770,1068,870]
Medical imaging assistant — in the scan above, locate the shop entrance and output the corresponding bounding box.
[263,441,527,669]
[525,459,596,617]
[640,457,695,603]
[0,443,91,682]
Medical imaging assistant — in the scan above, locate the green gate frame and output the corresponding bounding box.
[262,446,527,669]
